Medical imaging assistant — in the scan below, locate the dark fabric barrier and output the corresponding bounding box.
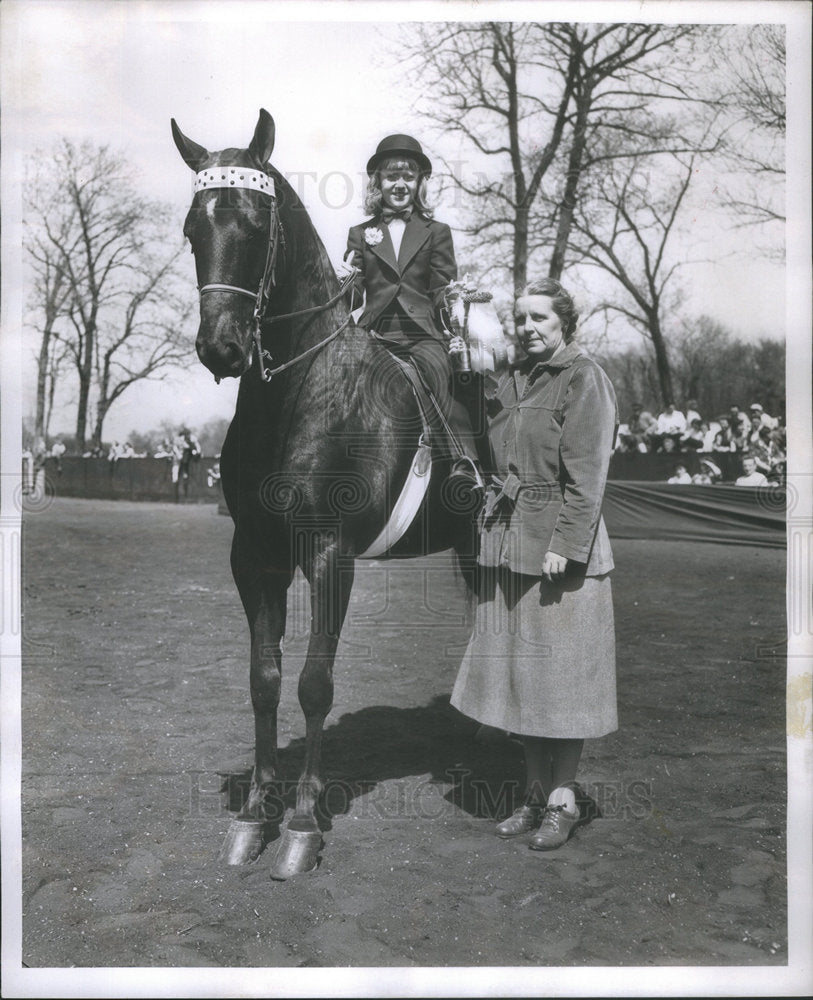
[608,451,745,482]
[39,456,220,503]
[37,459,786,548]
[602,482,786,549]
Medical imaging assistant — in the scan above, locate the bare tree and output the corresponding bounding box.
[400,22,577,292]
[571,152,703,404]
[400,21,714,292]
[543,23,712,279]
[714,24,785,237]
[90,252,194,447]
[24,162,82,441]
[24,140,194,451]
[42,337,74,443]
[599,317,785,421]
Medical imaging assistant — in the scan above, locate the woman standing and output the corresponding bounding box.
[337,134,482,488]
[451,278,618,851]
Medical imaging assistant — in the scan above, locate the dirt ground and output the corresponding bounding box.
[17,498,788,980]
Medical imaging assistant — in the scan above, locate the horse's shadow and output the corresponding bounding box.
[219,696,601,841]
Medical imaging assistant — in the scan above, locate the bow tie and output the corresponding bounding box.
[382,207,413,223]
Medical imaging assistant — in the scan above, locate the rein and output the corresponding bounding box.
[196,165,354,383]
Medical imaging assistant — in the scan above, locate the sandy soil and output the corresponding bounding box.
[19,499,787,972]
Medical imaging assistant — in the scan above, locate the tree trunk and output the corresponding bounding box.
[92,407,107,450]
[44,359,57,443]
[549,84,591,281]
[34,330,51,442]
[74,313,96,452]
[649,314,674,405]
[513,206,529,295]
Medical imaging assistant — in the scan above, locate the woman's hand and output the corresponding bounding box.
[542,550,569,583]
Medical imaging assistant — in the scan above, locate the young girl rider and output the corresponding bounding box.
[337,134,483,491]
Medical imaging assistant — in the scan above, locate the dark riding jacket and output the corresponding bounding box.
[345,214,456,341]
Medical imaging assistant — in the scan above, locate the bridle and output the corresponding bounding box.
[195,165,353,383]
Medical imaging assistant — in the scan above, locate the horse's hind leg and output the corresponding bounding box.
[271,542,354,880]
[220,557,291,865]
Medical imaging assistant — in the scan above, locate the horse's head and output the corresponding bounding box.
[172,109,279,380]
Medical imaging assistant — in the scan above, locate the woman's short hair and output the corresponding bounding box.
[364,157,434,217]
[520,277,579,340]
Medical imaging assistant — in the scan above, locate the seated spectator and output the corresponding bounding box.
[767,429,786,484]
[154,438,174,459]
[684,398,701,427]
[692,458,722,485]
[679,419,705,451]
[119,442,135,459]
[703,418,721,452]
[730,420,750,453]
[625,403,657,452]
[711,417,736,452]
[660,435,678,455]
[747,425,773,475]
[656,402,687,436]
[654,402,686,452]
[728,405,749,438]
[667,463,692,484]
[735,456,768,486]
[746,411,763,444]
[614,423,633,453]
[749,403,778,430]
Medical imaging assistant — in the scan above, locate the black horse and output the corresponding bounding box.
[172,109,480,877]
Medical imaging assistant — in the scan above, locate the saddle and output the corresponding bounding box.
[357,336,492,559]
[356,351,434,559]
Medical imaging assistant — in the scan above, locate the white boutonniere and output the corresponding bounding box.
[364,227,384,247]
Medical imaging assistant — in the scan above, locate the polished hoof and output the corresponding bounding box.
[270,826,323,881]
[495,804,541,839]
[218,819,266,865]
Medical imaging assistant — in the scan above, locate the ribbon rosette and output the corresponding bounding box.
[364,227,384,247]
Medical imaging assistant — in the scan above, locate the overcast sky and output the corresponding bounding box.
[2,0,809,444]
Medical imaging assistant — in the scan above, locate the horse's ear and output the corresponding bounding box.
[171,119,210,171]
[248,109,275,167]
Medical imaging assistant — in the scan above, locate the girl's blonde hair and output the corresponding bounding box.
[364,157,434,217]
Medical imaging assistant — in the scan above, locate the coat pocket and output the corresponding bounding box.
[514,402,562,482]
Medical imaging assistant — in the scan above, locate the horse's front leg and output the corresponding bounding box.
[219,559,291,865]
[271,541,354,880]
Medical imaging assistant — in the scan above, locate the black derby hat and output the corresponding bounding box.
[366,134,432,176]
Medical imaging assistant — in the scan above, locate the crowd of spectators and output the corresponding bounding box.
[616,399,786,485]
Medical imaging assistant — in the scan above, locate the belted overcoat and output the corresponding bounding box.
[481,342,618,576]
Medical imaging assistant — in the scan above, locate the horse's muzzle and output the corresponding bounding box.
[196,313,252,379]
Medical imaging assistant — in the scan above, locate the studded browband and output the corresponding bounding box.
[194,166,276,196]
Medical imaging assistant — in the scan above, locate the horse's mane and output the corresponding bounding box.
[264,166,386,421]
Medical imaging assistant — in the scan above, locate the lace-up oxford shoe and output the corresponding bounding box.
[528,802,580,851]
[495,804,542,839]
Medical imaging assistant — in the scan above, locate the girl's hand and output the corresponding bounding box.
[335,251,359,280]
[542,550,569,583]
[448,335,467,354]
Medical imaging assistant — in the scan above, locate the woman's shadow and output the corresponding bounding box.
[219,696,600,839]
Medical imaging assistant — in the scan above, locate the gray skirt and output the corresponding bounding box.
[451,565,618,739]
